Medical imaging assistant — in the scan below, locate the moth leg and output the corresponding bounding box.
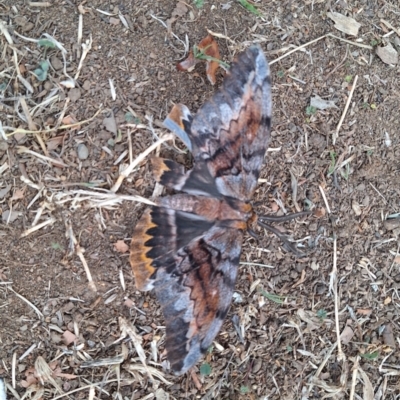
[257,211,311,257]
[257,210,311,223]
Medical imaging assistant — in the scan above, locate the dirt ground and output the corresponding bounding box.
[1,0,400,399]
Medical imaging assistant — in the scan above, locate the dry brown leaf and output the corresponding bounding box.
[384,296,391,305]
[198,35,220,85]
[176,35,221,85]
[314,207,326,218]
[52,367,78,380]
[327,12,361,36]
[11,188,25,201]
[340,325,354,344]
[20,368,38,388]
[62,330,76,345]
[356,308,373,316]
[394,256,400,265]
[46,135,64,151]
[177,50,196,72]
[114,239,129,253]
[171,1,188,18]
[62,115,78,125]
[376,42,399,65]
[382,324,396,347]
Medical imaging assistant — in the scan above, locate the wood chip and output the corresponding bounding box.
[327,12,361,36]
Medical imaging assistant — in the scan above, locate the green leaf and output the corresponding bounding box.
[193,45,230,70]
[306,105,317,116]
[344,75,352,83]
[260,290,285,304]
[200,363,212,375]
[328,150,336,175]
[193,0,204,7]
[40,60,50,72]
[38,39,57,48]
[51,242,64,251]
[237,0,261,16]
[33,67,48,81]
[360,351,379,360]
[240,385,250,394]
[317,309,327,320]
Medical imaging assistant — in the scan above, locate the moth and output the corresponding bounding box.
[130,46,308,375]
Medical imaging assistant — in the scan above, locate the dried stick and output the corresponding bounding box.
[66,222,97,292]
[111,134,173,193]
[333,75,358,145]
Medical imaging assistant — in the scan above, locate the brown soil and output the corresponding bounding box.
[1,1,400,399]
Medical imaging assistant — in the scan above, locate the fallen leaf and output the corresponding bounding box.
[52,366,78,380]
[340,325,354,344]
[103,114,117,135]
[357,308,373,316]
[382,324,396,347]
[177,35,222,85]
[114,240,129,253]
[376,42,398,65]
[310,95,338,110]
[109,17,120,25]
[2,210,21,223]
[46,135,64,151]
[314,207,326,218]
[197,35,221,85]
[384,296,391,305]
[394,256,400,265]
[11,188,25,201]
[62,330,76,346]
[62,115,78,125]
[327,12,361,36]
[171,1,188,18]
[352,201,362,216]
[0,184,11,199]
[177,50,196,72]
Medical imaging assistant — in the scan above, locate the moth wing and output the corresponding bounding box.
[130,202,243,375]
[163,103,193,151]
[153,225,242,374]
[130,205,214,291]
[151,157,221,198]
[190,45,272,201]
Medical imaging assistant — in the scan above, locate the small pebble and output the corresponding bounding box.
[77,143,89,160]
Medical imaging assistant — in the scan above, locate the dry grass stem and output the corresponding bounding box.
[270,33,372,66]
[6,108,101,137]
[124,364,173,386]
[369,182,387,204]
[51,380,121,400]
[118,317,153,380]
[0,162,9,176]
[80,355,125,368]
[17,146,66,167]
[20,217,55,238]
[29,2,52,6]
[66,222,97,292]
[19,344,37,361]
[331,235,345,361]
[74,35,93,81]
[318,185,331,214]
[206,29,235,44]
[349,356,359,400]
[110,134,173,193]
[333,75,358,144]
[8,286,44,319]
[11,352,16,389]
